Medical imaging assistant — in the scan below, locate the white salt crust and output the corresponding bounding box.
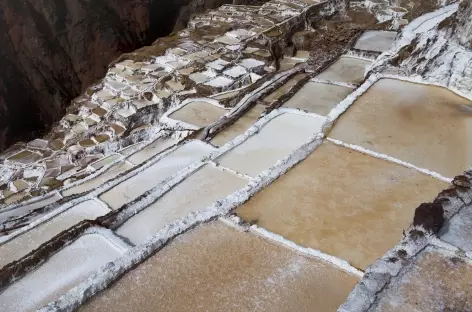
[160,98,228,131]
[0,139,212,245]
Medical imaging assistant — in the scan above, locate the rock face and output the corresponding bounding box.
[450,0,472,48]
[370,0,472,99]
[0,0,230,151]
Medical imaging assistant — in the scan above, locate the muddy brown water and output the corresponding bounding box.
[283,81,353,115]
[237,141,446,269]
[329,78,472,178]
[81,221,359,312]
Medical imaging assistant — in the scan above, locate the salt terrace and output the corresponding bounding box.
[1,0,472,311]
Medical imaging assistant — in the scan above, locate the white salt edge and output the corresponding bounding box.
[220,215,364,277]
[326,138,452,183]
[37,99,331,312]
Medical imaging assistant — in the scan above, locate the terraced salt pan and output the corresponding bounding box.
[210,105,266,146]
[62,162,133,197]
[239,58,265,70]
[211,89,241,100]
[262,73,307,104]
[315,56,371,85]
[207,58,229,71]
[99,141,214,210]
[82,221,358,312]
[0,233,127,312]
[6,150,42,164]
[189,71,215,84]
[216,112,324,177]
[354,30,397,52]
[204,76,234,90]
[116,165,246,245]
[279,57,304,70]
[127,136,179,165]
[90,154,121,170]
[373,247,472,312]
[223,65,247,78]
[0,200,110,267]
[329,78,472,178]
[168,101,227,128]
[214,35,240,45]
[283,82,353,115]
[0,193,62,223]
[236,141,446,269]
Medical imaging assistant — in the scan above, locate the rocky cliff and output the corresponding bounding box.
[369,0,472,99]
[448,0,472,48]
[0,0,231,151]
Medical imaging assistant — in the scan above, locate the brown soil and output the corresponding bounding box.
[306,9,381,72]
[413,202,444,233]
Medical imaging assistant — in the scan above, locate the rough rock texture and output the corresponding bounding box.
[448,0,472,48]
[0,0,231,151]
[370,0,472,99]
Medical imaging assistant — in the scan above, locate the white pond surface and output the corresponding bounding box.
[62,162,133,197]
[216,112,325,177]
[0,233,126,312]
[0,200,110,267]
[116,165,247,245]
[99,141,214,209]
[0,193,62,224]
[128,136,180,165]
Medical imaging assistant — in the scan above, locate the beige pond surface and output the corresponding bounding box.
[217,113,324,177]
[262,73,308,104]
[354,31,396,52]
[315,56,371,85]
[169,101,227,128]
[82,221,358,312]
[0,233,126,312]
[211,89,242,101]
[116,165,247,245]
[374,247,472,312]
[236,141,446,269]
[210,104,266,146]
[127,136,179,165]
[62,161,133,197]
[283,82,353,115]
[90,154,121,170]
[100,141,214,210]
[0,193,62,224]
[0,200,109,268]
[329,78,472,178]
[6,150,42,164]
